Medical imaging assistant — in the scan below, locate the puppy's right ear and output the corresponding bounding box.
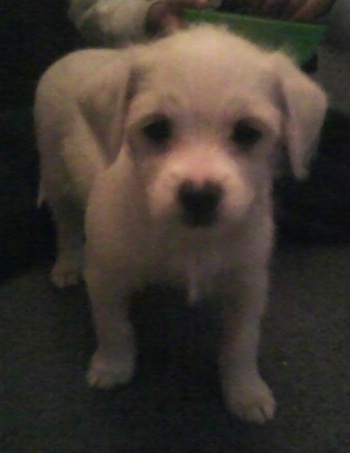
[78,54,135,163]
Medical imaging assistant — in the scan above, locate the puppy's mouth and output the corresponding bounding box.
[177,180,223,229]
[180,210,218,228]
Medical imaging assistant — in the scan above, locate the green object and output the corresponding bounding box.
[184,9,327,63]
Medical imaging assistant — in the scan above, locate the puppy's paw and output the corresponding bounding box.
[87,350,135,389]
[223,376,276,424]
[51,254,82,288]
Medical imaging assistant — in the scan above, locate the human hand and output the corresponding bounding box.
[245,0,336,21]
[145,0,210,36]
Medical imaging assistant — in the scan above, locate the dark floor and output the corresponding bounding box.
[2,243,349,453]
[1,2,350,450]
[1,106,350,453]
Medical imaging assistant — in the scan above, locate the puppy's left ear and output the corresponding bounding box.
[271,53,327,179]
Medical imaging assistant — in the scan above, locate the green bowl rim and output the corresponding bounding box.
[184,9,327,33]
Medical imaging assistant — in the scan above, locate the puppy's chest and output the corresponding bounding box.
[153,242,227,304]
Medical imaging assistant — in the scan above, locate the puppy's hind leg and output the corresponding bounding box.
[85,264,137,389]
[218,268,276,424]
[44,120,106,289]
[50,200,85,288]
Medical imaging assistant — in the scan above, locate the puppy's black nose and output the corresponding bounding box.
[178,180,223,227]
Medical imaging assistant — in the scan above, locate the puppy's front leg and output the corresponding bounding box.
[219,267,276,424]
[85,265,136,389]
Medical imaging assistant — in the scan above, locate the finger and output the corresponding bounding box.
[169,0,209,9]
[260,0,291,17]
[281,0,305,19]
[292,0,335,21]
[162,13,184,32]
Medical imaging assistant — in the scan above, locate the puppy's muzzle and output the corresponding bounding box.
[177,180,223,227]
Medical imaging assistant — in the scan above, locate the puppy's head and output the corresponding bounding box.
[82,25,327,229]
[126,89,277,228]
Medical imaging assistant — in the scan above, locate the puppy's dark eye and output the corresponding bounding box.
[142,118,172,144]
[231,120,262,148]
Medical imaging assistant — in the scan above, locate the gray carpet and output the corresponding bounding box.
[2,244,349,452]
[1,3,349,450]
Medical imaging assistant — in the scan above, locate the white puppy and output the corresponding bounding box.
[35,25,327,424]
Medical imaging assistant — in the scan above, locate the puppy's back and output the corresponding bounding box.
[35,49,125,206]
[36,49,119,107]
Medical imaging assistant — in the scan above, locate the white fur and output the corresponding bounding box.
[35,25,327,424]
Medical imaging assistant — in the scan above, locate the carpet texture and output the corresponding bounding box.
[2,245,349,452]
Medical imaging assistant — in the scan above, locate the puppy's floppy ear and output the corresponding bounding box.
[77,54,135,163]
[271,53,327,179]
